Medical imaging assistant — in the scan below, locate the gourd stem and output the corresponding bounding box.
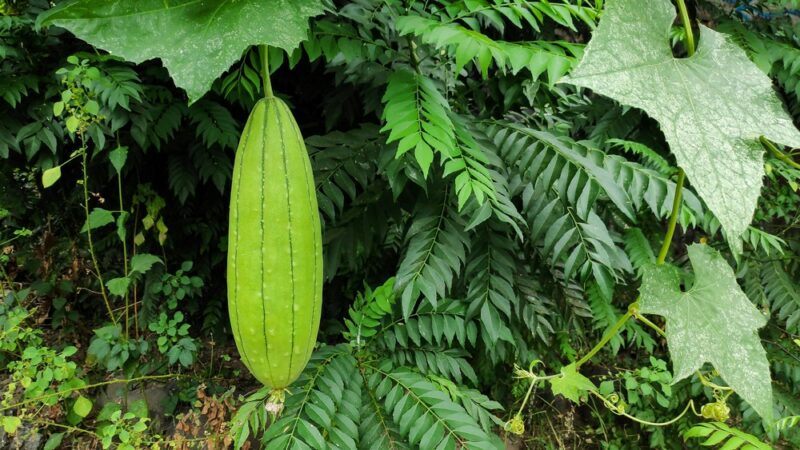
[676,0,695,57]
[656,169,685,264]
[260,45,274,98]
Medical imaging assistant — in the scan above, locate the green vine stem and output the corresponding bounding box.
[509,361,558,416]
[0,373,180,413]
[25,417,231,447]
[760,135,800,170]
[260,45,274,98]
[591,391,701,426]
[656,169,686,264]
[575,310,633,369]
[0,233,29,248]
[656,0,694,263]
[697,371,734,391]
[80,134,117,326]
[116,142,131,337]
[632,309,666,337]
[504,362,540,435]
[578,0,697,369]
[514,0,703,418]
[27,419,102,440]
[131,203,141,339]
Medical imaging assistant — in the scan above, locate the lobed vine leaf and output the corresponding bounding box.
[639,244,772,421]
[549,363,596,403]
[562,0,800,252]
[40,0,324,103]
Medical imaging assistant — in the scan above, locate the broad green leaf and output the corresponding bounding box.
[639,244,772,421]
[81,208,115,232]
[109,146,128,174]
[549,363,596,403]
[116,211,129,242]
[53,101,65,116]
[561,0,800,252]
[42,166,62,188]
[44,433,65,450]
[65,116,80,133]
[106,277,131,297]
[72,395,93,418]
[129,253,162,275]
[128,399,149,419]
[40,0,325,102]
[84,100,100,115]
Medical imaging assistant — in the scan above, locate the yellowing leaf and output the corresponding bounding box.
[73,395,93,418]
[639,244,772,421]
[42,166,62,188]
[65,115,80,133]
[53,101,64,116]
[1,416,21,434]
[562,0,800,252]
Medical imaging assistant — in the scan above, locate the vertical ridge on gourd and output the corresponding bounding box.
[227,91,322,389]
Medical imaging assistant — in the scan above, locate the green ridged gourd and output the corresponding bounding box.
[227,87,322,389]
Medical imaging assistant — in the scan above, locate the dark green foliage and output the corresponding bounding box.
[3,0,800,448]
[307,125,382,223]
[232,280,502,449]
[395,200,470,317]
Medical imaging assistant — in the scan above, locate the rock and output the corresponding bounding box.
[0,423,42,450]
[96,382,173,420]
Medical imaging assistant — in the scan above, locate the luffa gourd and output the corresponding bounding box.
[227,47,322,390]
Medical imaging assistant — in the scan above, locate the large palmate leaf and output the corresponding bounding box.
[40,0,324,102]
[639,244,772,421]
[562,0,800,252]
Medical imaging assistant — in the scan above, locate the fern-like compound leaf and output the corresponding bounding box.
[683,422,771,450]
[381,70,494,206]
[395,200,469,318]
[396,15,580,82]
